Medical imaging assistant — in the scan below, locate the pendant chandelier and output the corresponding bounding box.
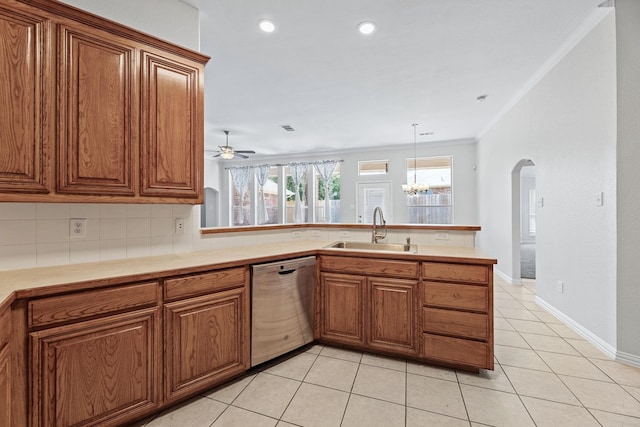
[402,123,429,195]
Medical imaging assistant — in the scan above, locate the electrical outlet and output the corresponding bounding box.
[69,218,87,238]
[292,231,302,238]
[175,218,185,233]
[338,230,351,239]
[557,280,564,294]
[310,230,321,238]
[436,232,450,240]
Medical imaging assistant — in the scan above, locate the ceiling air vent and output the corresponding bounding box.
[281,125,295,132]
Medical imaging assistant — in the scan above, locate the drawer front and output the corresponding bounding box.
[423,333,491,369]
[423,282,488,312]
[29,281,159,327]
[321,256,419,279]
[422,262,488,284]
[164,267,246,300]
[422,307,488,340]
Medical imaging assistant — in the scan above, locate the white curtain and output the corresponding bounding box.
[314,160,338,223]
[254,164,271,224]
[289,162,307,223]
[229,166,251,225]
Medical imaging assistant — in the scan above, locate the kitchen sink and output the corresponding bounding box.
[324,241,418,253]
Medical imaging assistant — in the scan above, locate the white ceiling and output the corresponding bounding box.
[182,0,604,158]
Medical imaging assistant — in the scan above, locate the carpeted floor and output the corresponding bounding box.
[520,242,536,279]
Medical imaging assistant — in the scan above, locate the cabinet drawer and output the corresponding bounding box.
[321,256,419,279]
[422,308,488,341]
[423,333,491,369]
[29,281,159,327]
[164,267,246,300]
[422,262,488,284]
[423,282,488,312]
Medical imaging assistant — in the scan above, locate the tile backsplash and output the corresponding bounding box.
[0,203,477,272]
[0,203,196,271]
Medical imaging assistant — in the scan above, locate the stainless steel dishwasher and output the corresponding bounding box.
[251,256,316,367]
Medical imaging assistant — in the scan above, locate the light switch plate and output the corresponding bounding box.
[596,192,603,206]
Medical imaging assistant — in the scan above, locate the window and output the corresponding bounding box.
[315,162,341,222]
[358,160,388,176]
[260,166,280,225]
[406,156,452,224]
[285,164,309,223]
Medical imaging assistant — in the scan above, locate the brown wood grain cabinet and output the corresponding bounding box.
[30,308,162,427]
[319,256,420,357]
[319,272,366,346]
[164,287,248,402]
[0,6,52,195]
[421,262,494,370]
[0,0,208,203]
[57,22,137,196]
[320,255,493,369]
[368,278,419,356]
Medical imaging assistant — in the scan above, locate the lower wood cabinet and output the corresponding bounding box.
[319,273,366,346]
[319,265,419,357]
[30,308,161,427]
[368,278,419,356]
[164,287,248,402]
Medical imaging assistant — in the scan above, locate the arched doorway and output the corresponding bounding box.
[511,159,536,283]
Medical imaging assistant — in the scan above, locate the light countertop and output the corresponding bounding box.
[0,240,496,307]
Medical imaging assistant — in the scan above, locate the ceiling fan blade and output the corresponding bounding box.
[212,153,221,158]
[235,150,256,154]
[235,153,249,159]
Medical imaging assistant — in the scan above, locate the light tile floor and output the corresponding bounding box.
[137,277,640,426]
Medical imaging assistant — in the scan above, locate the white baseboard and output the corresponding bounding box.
[616,351,640,368]
[535,296,640,367]
[494,267,522,285]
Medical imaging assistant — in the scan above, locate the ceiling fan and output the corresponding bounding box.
[207,130,256,160]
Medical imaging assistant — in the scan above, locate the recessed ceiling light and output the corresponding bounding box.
[357,21,376,35]
[258,19,276,33]
[476,94,489,103]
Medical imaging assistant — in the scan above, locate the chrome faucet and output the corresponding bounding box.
[371,207,387,243]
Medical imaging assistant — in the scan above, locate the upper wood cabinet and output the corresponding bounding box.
[140,50,202,198]
[0,7,52,195]
[57,22,137,196]
[0,0,209,203]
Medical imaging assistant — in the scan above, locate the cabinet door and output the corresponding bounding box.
[368,278,419,355]
[320,273,366,346]
[0,343,10,427]
[164,287,248,402]
[140,50,203,199]
[30,308,161,427]
[57,23,136,195]
[0,7,51,194]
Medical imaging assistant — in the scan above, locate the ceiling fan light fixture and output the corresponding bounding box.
[220,151,234,160]
[357,21,376,35]
[258,19,276,33]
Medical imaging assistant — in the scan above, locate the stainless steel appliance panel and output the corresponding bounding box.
[251,256,316,367]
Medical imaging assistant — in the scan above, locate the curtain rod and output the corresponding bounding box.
[225,159,343,170]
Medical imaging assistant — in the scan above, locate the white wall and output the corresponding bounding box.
[477,12,618,349]
[59,0,200,51]
[615,0,640,361]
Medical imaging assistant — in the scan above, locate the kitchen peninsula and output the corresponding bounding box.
[0,239,495,427]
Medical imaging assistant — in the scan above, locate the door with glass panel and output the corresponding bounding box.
[356,182,392,224]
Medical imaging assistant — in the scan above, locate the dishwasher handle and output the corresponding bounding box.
[278,268,297,275]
